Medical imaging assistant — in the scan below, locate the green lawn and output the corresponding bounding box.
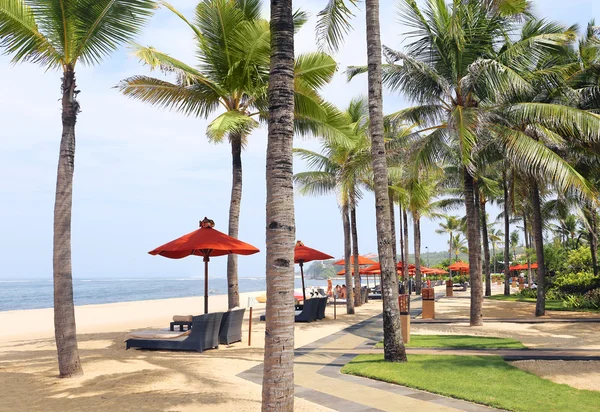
[486,294,600,313]
[342,354,600,412]
[375,334,526,349]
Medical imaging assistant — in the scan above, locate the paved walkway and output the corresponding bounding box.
[239,290,600,411]
[239,315,499,412]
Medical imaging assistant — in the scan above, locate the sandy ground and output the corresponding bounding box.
[510,360,600,391]
[0,292,383,412]
[1,285,599,411]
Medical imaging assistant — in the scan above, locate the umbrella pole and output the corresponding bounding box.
[204,256,209,314]
[300,261,307,303]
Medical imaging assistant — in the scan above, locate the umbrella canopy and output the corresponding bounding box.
[149,217,260,313]
[509,263,538,271]
[333,255,378,266]
[295,241,333,302]
[336,268,380,275]
[448,261,470,272]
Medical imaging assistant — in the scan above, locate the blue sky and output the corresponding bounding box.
[0,0,596,280]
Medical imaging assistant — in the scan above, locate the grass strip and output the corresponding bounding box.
[375,334,526,349]
[342,354,600,412]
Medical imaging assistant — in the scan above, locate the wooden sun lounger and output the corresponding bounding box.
[125,312,223,352]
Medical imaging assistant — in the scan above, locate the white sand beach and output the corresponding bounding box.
[0,292,383,412]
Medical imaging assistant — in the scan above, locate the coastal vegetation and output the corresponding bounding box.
[2,0,600,410]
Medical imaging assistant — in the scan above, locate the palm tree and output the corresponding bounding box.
[350,0,531,326]
[366,3,600,321]
[451,235,468,262]
[436,216,462,264]
[261,0,295,408]
[0,0,155,377]
[489,228,504,275]
[294,98,371,314]
[317,0,407,362]
[118,0,338,309]
[510,231,520,261]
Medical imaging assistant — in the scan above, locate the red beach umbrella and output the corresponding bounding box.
[333,255,378,266]
[448,261,469,272]
[295,241,333,302]
[149,217,260,314]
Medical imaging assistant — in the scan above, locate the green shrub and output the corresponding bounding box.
[583,289,600,309]
[544,244,568,274]
[517,289,537,299]
[551,271,599,294]
[566,247,593,273]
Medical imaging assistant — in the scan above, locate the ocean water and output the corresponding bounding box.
[0,276,353,312]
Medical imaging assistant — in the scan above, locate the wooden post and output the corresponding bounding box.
[248,307,252,346]
[333,295,337,319]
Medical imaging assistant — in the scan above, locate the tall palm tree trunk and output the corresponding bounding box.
[531,181,546,317]
[262,1,296,408]
[523,214,532,287]
[390,189,397,260]
[350,205,361,307]
[464,168,483,326]
[492,241,497,275]
[365,0,406,362]
[398,202,405,286]
[587,203,598,277]
[403,209,409,288]
[448,233,453,264]
[481,199,491,297]
[503,171,511,296]
[54,66,83,378]
[413,214,422,295]
[227,132,243,309]
[343,204,355,314]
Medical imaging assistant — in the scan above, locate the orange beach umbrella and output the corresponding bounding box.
[149,217,260,314]
[448,261,469,272]
[333,255,378,266]
[295,241,333,302]
[509,263,538,271]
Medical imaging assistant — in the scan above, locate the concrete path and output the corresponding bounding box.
[239,314,500,412]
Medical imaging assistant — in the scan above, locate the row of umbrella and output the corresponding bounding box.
[149,218,334,313]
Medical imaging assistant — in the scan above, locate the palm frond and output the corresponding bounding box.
[116,75,221,118]
[73,0,156,65]
[295,52,337,90]
[315,0,357,53]
[206,111,258,143]
[0,0,61,67]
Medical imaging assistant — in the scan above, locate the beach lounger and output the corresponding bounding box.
[125,312,223,352]
[170,315,193,331]
[316,297,327,320]
[219,308,245,345]
[294,297,319,322]
[259,298,320,322]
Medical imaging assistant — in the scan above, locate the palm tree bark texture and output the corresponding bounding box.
[531,180,547,317]
[54,65,83,378]
[480,193,491,297]
[365,0,407,362]
[464,168,483,326]
[413,212,422,295]
[227,131,243,309]
[262,0,296,409]
[351,206,362,307]
[503,170,511,296]
[403,208,409,289]
[342,204,355,314]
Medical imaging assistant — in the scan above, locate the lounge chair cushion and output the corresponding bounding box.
[125,329,191,340]
[173,315,193,322]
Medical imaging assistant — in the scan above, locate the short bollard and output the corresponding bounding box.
[512,277,518,287]
[445,280,453,297]
[422,288,435,319]
[398,294,410,343]
[519,277,525,290]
